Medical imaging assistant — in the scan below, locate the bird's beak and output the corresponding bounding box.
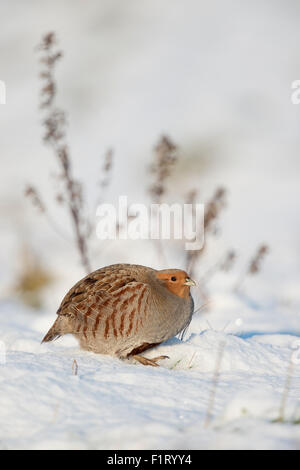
[184,277,196,286]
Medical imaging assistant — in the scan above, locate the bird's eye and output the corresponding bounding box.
[171,276,177,282]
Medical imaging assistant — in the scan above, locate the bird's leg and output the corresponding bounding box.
[132,354,169,367]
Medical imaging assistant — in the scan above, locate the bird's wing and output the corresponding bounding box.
[57,264,139,315]
[57,265,152,337]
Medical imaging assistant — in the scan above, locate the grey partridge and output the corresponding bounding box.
[42,264,196,366]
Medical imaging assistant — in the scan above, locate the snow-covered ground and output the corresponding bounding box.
[0,292,299,450]
[1,0,300,450]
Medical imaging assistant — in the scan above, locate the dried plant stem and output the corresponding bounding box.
[198,250,236,285]
[186,188,226,279]
[204,340,226,427]
[235,244,269,292]
[25,185,70,241]
[277,353,294,423]
[149,136,178,265]
[72,359,78,376]
[187,351,197,369]
[149,135,178,202]
[69,196,91,273]
[37,32,91,274]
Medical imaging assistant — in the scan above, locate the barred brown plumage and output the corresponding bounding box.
[42,264,196,367]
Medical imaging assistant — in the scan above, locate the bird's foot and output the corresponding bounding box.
[132,354,169,367]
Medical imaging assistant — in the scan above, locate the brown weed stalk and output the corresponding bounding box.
[198,249,237,285]
[248,244,269,274]
[149,135,178,264]
[276,352,294,423]
[98,148,114,198]
[204,340,226,427]
[72,359,78,376]
[186,187,226,279]
[149,135,178,203]
[27,32,91,273]
[235,243,269,292]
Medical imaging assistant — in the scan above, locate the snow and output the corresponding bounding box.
[0,300,299,450]
[1,0,300,450]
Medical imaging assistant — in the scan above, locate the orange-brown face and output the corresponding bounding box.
[156,270,196,299]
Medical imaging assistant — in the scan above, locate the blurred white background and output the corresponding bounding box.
[1,0,300,311]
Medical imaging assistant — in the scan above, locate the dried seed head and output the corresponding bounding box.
[99,148,114,191]
[24,185,45,213]
[204,187,226,232]
[248,244,269,274]
[220,250,236,272]
[185,189,198,205]
[149,135,178,201]
[35,32,91,273]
